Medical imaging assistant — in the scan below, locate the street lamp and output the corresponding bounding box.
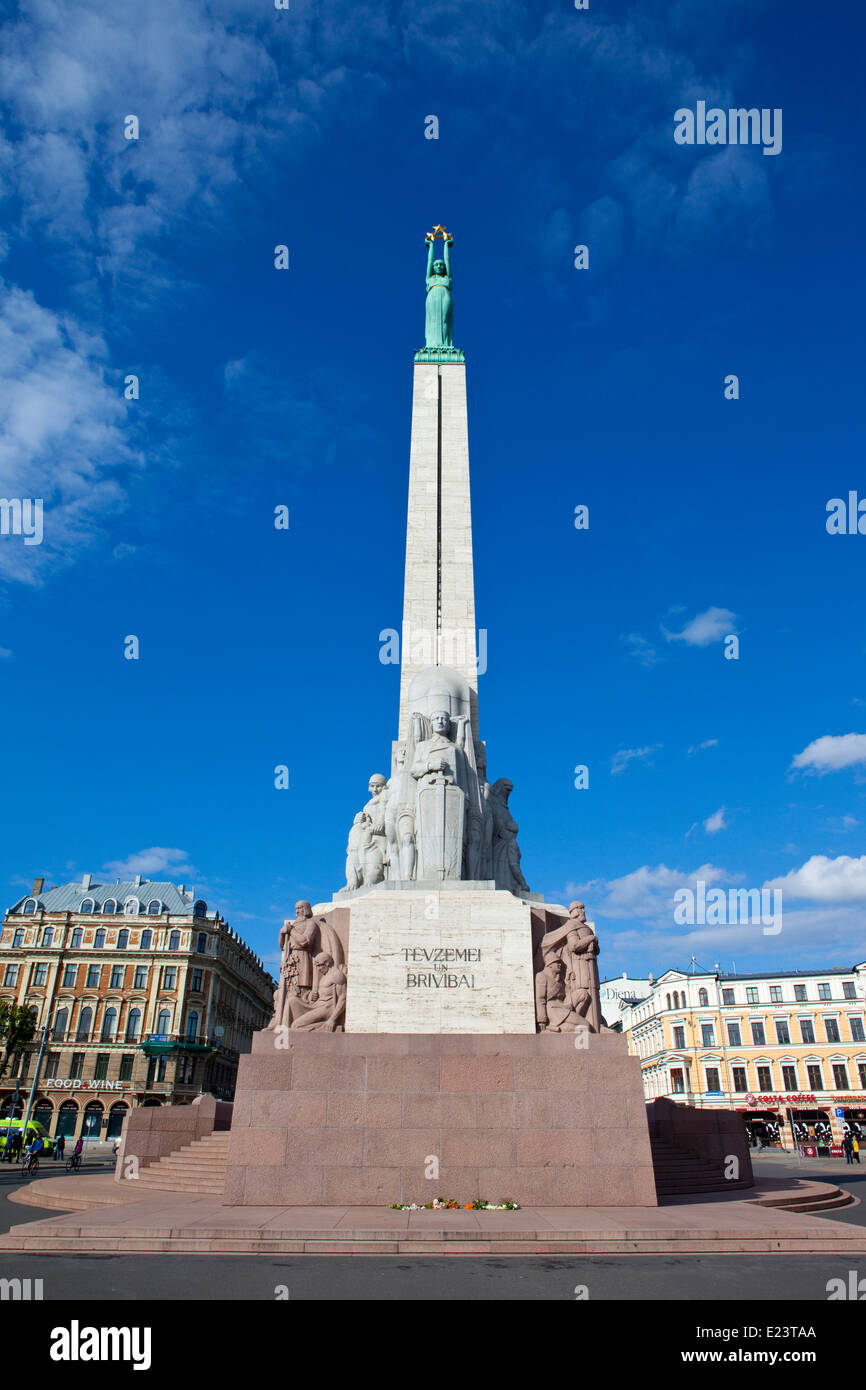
[3,1078,23,1160]
[18,1013,55,1155]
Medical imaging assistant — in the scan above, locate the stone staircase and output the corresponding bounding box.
[135,1131,229,1197]
[650,1137,752,1198]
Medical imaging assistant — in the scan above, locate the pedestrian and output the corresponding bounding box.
[843,1133,854,1165]
[56,1133,65,1159]
[853,1136,861,1166]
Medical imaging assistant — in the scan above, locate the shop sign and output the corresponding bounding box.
[45,1079,127,1091]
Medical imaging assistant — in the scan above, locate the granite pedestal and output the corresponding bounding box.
[225,1029,657,1208]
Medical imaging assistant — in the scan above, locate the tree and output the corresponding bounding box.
[0,1003,37,1080]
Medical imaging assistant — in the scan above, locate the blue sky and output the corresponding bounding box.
[1,0,864,980]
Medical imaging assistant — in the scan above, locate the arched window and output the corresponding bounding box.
[57,1100,79,1138]
[666,994,671,1010]
[186,1011,199,1041]
[117,929,129,949]
[196,932,207,954]
[124,897,140,916]
[41,926,54,947]
[139,930,152,950]
[125,1008,141,1042]
[13,928,24,948]
[53,1007,69,1041]
[107,1102,129,1139]
[147,899,162,916]
[156,1008,171,1036]
[76,1006,93,1041]
[94,929,106,949]
[193,900,207,918]
[102,899,117,915]
[33,1100,53,1130]
[71,928,83,947]
[698,988,709,1007]
[83,1101,103,1138]
[168,930,180,951]
[80,898,95,914]
[101,1007,118,1041]
[22,898,37,915]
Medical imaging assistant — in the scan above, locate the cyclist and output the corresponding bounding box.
[24,1134,44,1173]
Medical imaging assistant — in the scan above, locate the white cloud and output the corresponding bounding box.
[0,647,12,659]
[688,738,718,754]
[101,847,195,881]
[662,606,736,647]
[791,733,866,774]
[623,633,659,667]
[611,744,661,775]
[572,862,729,919]
[766,854,866,904]
[704,807,727,834]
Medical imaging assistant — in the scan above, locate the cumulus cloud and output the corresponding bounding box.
[101,847,196,881]
[662,606,736,646]
[572,862,729,920]
[791,733,866,774]
[704,807,727,834]
[766,854,866,904]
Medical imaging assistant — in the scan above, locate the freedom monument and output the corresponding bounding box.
[226,229,657,1207]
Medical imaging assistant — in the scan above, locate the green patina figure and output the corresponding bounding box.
[424,230,453,348]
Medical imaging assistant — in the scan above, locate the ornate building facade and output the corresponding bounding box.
[0,875,275,1143]
[617,963,866,1150]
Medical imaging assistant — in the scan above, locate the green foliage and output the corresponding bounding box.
[0,1003,37,1078]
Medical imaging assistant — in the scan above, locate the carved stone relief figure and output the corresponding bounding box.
[287,952,347,1032]
[533,901,604,1034]
[489,778,530,894]
[268,902,346,1030]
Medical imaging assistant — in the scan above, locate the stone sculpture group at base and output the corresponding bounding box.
[268,901,347,1033]
[533,901,605,1035]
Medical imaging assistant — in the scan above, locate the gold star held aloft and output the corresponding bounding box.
[426,224,453,243]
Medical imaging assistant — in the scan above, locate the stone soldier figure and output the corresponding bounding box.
[287,952,347,1032]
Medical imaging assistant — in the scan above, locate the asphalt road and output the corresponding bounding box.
[0,1150,861,1302]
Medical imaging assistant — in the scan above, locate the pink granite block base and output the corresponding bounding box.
[226,1031,657,1208]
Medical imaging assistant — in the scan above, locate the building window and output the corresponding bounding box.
[727,1023,741,1047]
[817,982,831,1000]
[101,1007,118,1041]
[756,1065,772,1090]
[86,965,101,988]
[732,1066,748,1092]
[119,1054,134,1082]
[698,988,709,1007]
[125,1009,141,1042]
[80,898,95,915]
[139,930,152,950]
[196,932,207,954]
[701,1024,715,1047]
[849,1017,865,1043]
[41,927,54,947]
[13,928,25,948]
[190,969,203,992]
[124,898,140,916]
[71,928,83,947]
[3,965,20,987]
[53,1008,68,1041]
[807,1064,823,1090]
[859,1064,866,1090]
[70,1053,84,1079]
[93,929,105,950]
[156,1008,171,1036]
[43,1052,59,1080]
[162,967,177,990]
[672,1025,685,1048]
[775,1021,790,1045]
[32,963,48,987]
[833,1064,849,1090]
[782,1065,798,1090]
[22,899,37,915]
[168,930,180,951]
[794,984,807,1002]
[800,1019,815,1044]
[133,966,148,989]
[76,1006,93,1041]
[94,1054,109,1080]
[751,1021,765,1046]
[156,1055,168,1082]
[110,966,124,989]
[147,900,163,916]
[705,1067,720,1092]
[826,1018,840,1043]
[843,982,856,1000]
[117,929,129,949]
[722,988,734,1005]
[670,1068,685,1094]
[102,899,117,915]
[186,1011,199,1040]
[746,987,759,1004]
[769,985,782,1003]
[194,900,207,918]
[62,965,77,987]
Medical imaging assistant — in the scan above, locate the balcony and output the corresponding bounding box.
[140,1032,215,1056]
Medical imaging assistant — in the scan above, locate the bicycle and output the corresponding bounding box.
[23,1152,39,1175]
[65,1152,82,1173]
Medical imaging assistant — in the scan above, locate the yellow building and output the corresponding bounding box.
[617,963,866,1150]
